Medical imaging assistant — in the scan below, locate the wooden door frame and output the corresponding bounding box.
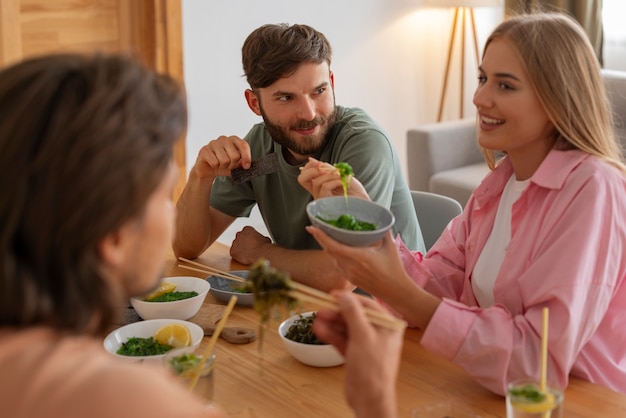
[0,0,187,199]
[0,0,22,67]
[127,0,187,200]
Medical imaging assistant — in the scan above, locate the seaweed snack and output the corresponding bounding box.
[508,384,548,403]
[507,382,561,415]
[230,284,252,294]
[116,323,191,356]
[316,214,377,231]
[146,290,198,302]
[116,337,172,356]
[285,313,326,345]
[142,280,198,302]
[167,352,203,376]
[244,259,300,347]
[333,162,353,199]
[245,259,299,322]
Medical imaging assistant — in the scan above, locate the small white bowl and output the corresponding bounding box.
[306,196,395,247]
[278,312,344,368]
[130,276,210,320]
[103,319,204,364]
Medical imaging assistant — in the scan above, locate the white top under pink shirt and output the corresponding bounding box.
[397,149,626,395]
[472,175,530,307]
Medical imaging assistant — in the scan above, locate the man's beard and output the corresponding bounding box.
[260,104,338,156]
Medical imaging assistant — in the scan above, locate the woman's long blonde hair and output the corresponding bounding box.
[479,12,625,173]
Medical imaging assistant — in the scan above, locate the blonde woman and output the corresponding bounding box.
[306,12,626,395]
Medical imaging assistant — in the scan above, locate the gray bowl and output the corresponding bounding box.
[306,196,395,247]
[205,270,254,306]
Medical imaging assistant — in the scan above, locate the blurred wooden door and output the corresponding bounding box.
[0,0,187,199]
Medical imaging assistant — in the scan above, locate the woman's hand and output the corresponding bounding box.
[313,292,403,418]
[307,226,442,330]
[306,227,410,299]
[297,157,370,200]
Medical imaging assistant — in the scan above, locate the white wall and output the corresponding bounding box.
[181,1,503,243]
[603,0,626,71]
[181,1,503,176]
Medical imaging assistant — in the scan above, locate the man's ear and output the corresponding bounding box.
[245,89,262,116]
[329,70,334,89]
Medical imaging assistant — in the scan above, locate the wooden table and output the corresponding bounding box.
[166,243,626,418]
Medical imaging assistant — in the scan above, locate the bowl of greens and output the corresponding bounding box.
[306,196,395,247]
[103,318,204,364]
[206,270,254,306]
[130,276,210,320]
[278,311,344,368]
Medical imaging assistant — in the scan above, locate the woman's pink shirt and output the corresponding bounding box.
[399,150,626,395]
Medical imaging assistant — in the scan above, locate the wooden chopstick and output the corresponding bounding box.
[177,257,406,331]
[286,290,406,331]
[188,295,237,391]
[291,282,406,331]
[177,264,246,283]
[177,257,246,283]
[298,165,340,173]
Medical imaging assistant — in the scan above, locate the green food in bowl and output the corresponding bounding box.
[145,290,198,302]
[285,313,325,345]
[168,353,201,375]
[508,384,547,402]
[307,196,395,247]
[316,214,376,231]
[230,285,252,293]
[278,311,345,367]
[116,336,172,356]
[333,162,353,199]
[206,272,255,306]
[507,382,559,414]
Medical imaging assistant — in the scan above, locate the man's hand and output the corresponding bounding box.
[191,135,252,180]
[297,157,370,200]
[229,226,272,265]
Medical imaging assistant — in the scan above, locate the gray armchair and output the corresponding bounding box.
[406,69,626,207]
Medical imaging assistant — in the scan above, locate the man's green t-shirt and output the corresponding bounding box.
[210,105,425,252]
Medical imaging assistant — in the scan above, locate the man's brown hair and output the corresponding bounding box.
[242,23,332,89]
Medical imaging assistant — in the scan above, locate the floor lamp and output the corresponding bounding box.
[425,0,502,122]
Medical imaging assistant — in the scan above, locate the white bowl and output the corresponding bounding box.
[278,312,344,368]
[103,319,204,364]
[206,270,254,306]
[306,196,395,247]
[130,276,210,320]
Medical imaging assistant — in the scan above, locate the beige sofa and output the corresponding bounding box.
[406,69,626,206]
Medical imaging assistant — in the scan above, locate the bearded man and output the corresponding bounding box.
[174,23,424,292]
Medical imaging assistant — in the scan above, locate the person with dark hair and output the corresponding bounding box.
[308,12,626,396]
[0,52,224,417]
[173,23,425,292]
[0,52,405,418]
